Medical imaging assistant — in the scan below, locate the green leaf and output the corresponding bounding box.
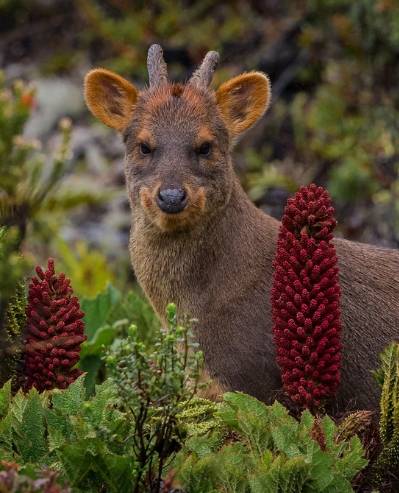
[78,355,103,395]
[80,324,117,357]
[81,284,122,340]
[0,380,11,418]
[17,389,47,463]
[219,392,273,454]
[51,374,86,415]
[94,449,135,493]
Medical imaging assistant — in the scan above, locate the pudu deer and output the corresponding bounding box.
[84,45,399,411]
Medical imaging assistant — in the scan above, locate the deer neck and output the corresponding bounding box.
[130,177,279,319]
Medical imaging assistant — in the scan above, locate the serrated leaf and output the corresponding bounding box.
[46,408,72,452]
[0,410,14,453]
[10,389,29,426]
[0,380,11,418]
[321,415,336,450]
[17,389,47,463]
[57,440,94,485]
[94,449,135,493]
[51,374,86,415]
[335,436,368,480]
[86,379,117,426]
[250,455,309,493]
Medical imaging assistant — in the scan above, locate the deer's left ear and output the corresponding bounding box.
[216,72,271,138]
[84,68,138,131]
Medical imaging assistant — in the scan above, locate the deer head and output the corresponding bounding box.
[84,45,271,233]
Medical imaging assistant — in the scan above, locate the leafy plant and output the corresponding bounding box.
[0,303,203,492]
[174,392,368,493]
[1,281,26,390]
[0,226,30,330]
[77,283,159,394]
[106,303,203,492]
[371,341,399,486]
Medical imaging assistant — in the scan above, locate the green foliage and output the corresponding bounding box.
[79,284,159,393]
[55,239,115,298]
[106,303,203,492]
[0,71,106,256]
[1,281,26,389]
[78,0,261,76]
[0,73,70,237]
[371,342,399,485]
[174,392,368,492]
[0,304,203,492]
[0,226,29,328]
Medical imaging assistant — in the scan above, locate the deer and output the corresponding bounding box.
[84,44,399,412]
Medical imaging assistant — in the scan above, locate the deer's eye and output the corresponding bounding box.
[139,143,152,155]
[197,142,212,156]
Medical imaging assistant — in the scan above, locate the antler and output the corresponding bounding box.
[189,51,220,89]
[147,44,168,87]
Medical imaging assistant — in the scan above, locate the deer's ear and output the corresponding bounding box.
[84,68,138,131]
[216,72,271,138]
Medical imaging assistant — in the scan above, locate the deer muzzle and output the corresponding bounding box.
[156,187,187,214]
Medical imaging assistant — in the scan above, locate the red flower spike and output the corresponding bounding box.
[23,258,87,392]
[271,184,342,410]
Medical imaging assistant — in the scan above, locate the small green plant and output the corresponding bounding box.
[78,283,159,393]
[106,303,203,492]
[371,341,399,486]
[0,226,29,330]
[0,303,203,492]
[1,281,26,389]
[173,392,368,492]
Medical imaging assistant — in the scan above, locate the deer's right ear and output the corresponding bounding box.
[84,68,138,132]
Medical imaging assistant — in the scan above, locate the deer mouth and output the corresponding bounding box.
[139,185,206,232]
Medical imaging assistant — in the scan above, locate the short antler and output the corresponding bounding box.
[189,51,220,89]
[147,44,168,87]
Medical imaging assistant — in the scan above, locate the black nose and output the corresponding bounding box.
[156,188,187,214]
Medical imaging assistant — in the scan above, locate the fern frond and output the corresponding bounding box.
[379,342,399,444]
[1,282,26,389]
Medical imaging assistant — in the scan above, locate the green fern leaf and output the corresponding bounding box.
[51,374,86,415]
[0,380,11,418]
[379,342,399,444]
[16,388,47,463]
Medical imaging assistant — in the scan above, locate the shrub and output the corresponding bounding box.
[173,392,367,493]
[0,304,203,493]
[371,341,399,486]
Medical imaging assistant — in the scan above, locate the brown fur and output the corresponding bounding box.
[84,65,399,412]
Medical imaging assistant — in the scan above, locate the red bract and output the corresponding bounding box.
[24,259,86,392]
[271,184,342,409]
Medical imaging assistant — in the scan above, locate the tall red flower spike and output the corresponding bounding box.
[24,258,86,392]
[271,184,342,409]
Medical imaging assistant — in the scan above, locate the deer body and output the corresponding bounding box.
[85,45,399,411]
[131,175,399,411]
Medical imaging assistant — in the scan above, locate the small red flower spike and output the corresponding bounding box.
[24,258,86,392]
[271,184,342,409]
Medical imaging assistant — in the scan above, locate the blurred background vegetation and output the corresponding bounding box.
[0,0,398,301]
